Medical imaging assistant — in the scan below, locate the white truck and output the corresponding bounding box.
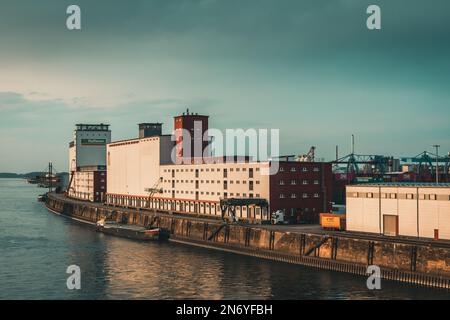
[271,210,288,225]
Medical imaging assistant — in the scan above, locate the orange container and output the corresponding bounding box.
[320,213,346,231]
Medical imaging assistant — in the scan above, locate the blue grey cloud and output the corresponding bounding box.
[0,1,449,171]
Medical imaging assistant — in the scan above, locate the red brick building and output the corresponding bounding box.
[269,161,333,223]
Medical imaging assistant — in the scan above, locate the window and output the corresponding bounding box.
[249,181,254,191]
[367,192,373,198]
[302,180,308,185]
[313,167,319,172]
[429,194,437,200]
[195,180,199,189]
[279,180,285,185]
[195,169,199,178]
[406,193,414,200]
[249,168,254,178]
[314,180,319,185]
[302,167,308,172]
[390,193,397,199]
[223,169,228,178]
[279,194,285,199]
[290,167,296,172]
[172,170,175,178]
[302,193,308,198]
[172,181,175,188]
[291,193,297,199]
[223,181,228,190]
[314,193,319,198]
[291,180,297,185]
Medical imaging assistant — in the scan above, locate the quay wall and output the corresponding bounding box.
[46,194,450,289]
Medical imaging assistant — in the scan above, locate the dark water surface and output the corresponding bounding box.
[0,179,448,300]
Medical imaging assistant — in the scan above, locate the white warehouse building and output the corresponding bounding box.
[346,183,450,240]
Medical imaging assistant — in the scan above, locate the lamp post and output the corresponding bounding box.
[433,145,440,184]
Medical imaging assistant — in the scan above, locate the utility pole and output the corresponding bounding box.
[48,162,53,193]
[351,134,355,155]
[433,145,440,183]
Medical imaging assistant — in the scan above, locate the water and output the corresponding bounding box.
[0,179,448,300]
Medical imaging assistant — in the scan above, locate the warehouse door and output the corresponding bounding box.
[383,215,398,236]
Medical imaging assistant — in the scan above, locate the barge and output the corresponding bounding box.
[96,219,167,241]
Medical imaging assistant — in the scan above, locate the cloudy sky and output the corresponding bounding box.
[0,0,449,172]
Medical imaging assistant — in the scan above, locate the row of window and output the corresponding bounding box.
[352,192,450,200]
[165,179,260,185]
[164,190,260,198]
[279,193,320,199]
[164,167,260,173]
[279,167,320,173]
[279,179,319,185]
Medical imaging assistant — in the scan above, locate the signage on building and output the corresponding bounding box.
[81,139,106,145]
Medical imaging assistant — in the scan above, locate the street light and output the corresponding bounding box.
[433,145,440,184]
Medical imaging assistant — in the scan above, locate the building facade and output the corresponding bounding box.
[105,111,333,223]
[68,124,111,202]
[346,183,450,240]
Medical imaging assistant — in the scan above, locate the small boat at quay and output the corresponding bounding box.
[96,219,167,241]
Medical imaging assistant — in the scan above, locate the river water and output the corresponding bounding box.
[0,179,448,300]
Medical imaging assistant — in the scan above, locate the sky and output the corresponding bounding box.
[0,0,449,172]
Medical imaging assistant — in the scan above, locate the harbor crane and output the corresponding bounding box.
[401,151,450,182]
[331,135,395,182]
[145,177,163,208]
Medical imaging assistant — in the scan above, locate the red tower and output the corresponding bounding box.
[174,109,209,164]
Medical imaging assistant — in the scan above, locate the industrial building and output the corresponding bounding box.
[105,110,332,223]
[346,183,450,240]
[68,124,111,202]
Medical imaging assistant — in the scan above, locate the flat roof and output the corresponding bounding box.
[108,134,171,145]
[351,182,450,188]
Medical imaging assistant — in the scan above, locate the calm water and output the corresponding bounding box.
[0,179,448,300]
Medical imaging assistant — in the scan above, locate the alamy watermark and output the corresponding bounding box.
[66,265,81,290]
[66,4,381,31]
[366,265,381,290]
[170,122,280,175]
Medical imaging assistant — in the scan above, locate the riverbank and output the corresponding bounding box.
[45,192,450,290]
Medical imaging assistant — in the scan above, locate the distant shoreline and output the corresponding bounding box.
[0,172,68,179]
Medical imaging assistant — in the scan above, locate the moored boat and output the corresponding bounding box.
[95,219,167,241]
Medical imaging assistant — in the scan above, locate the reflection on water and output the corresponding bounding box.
[0,179,449,300]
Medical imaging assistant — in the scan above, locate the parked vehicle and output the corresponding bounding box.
[271,210,289,225]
